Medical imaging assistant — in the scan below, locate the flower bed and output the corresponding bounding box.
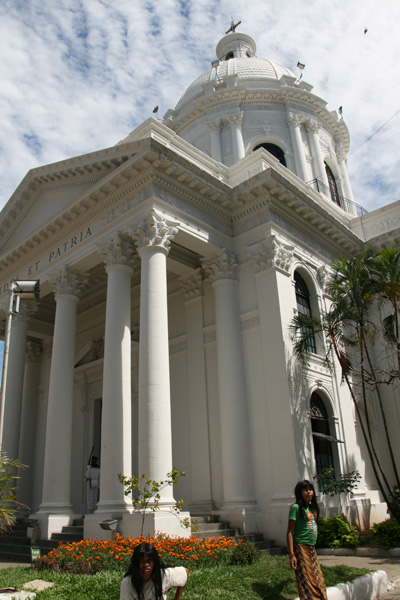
[35,534,244,574]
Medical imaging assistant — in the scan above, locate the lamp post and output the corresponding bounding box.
[0,280,40,449]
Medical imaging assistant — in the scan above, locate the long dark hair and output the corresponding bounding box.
[294,479,319,521]
[124,542,165,600]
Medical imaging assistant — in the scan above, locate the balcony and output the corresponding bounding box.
[307,179,368,217]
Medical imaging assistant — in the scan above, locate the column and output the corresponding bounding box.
[179,269,213,509]
[207,119,223,163]
[38,266,88,526]
[287,112,308,181]
[227,113,245,162]
[17,341,42,511]
[336,143,355,207]
[201,249,255,507]
[130,209,178,506]
[306,119,329,189]
[97,232,135,512]
[1,303,36,459]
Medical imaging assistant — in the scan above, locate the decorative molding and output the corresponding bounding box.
[169,336,187,355]
[204,329,216,345]
[201,248,237,282]
[130,209,178,253]
[49,265,89,298]
[316,264,333,294]
[240,315,260,332]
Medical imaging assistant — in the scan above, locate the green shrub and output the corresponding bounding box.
[370,519,400,549]
[227,540,261,566]
[317,514,360,549]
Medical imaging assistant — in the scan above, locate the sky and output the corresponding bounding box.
[0,0,399,215]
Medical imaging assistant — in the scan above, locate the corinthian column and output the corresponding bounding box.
[38,266,88,536]
[306,119,329,189]
[97,232,135,512]
[201,250,255,508]
[336,142,355,207]
[130,210,178,506]
[287,112,308,181]
[227,113,245,162]
[207,119,223,163]
[17,341,42,510]
[1,303,37,459]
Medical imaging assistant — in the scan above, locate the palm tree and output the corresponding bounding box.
[290,250,400,524]
[0,451,27,534]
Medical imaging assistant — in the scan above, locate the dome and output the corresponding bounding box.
[174,32,295,112]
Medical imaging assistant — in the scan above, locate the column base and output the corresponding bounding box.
[84,510,192,540]
[33,510,74,540]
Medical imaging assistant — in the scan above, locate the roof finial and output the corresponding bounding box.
[225,18,241,35]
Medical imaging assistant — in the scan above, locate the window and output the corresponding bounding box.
[310,392,335,475]
[325,164,340,206]
[224,51,234,60]
[254,143,287,167]
[294,271,316,353]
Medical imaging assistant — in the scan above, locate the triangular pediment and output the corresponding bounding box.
[0,144,137,255]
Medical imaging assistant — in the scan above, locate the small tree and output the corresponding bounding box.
[314,467,361,497]
[0,451,27,534]
[118,469,191,537]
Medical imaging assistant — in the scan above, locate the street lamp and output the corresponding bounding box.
[0,280,40,448]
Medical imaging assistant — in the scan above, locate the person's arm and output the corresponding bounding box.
[171,568,188,600]
[287,519,297,570]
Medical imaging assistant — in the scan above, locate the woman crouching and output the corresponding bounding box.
[120,541,188,600]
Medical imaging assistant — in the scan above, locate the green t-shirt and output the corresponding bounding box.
[289,503,318,545]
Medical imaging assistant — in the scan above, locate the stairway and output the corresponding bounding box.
[0,518,84,564]
[191,514,284,554]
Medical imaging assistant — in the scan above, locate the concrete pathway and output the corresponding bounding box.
[319,555,400,599]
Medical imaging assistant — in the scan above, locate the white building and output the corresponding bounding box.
[1,30,399,546]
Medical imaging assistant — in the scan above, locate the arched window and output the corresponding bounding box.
[254,143,287,167]
[310,392,335,475]
[294,271,316,353]
[325,164,340,206]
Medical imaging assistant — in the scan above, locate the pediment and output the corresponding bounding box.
[0,144,136,255]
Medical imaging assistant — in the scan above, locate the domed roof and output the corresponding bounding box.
[174,32,295,112]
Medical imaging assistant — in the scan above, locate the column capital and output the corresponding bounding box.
[201,249,237,282]
[49,265,89,298]
[97,232,136,270]
[42,339,53,360]
[26,340,42,363]
[247,236,294,274]
[317,264,333,295]
[130,209,178,255]
[207,118,221,131]
[13,302,38,324]
[226,112,244,126]
[179,268,203,302]
[305,118,319,134]
[286,112,300,127]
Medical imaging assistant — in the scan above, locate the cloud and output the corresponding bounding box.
[0,0,399,213]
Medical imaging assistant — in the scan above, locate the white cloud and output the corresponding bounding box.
[0,0,399,213]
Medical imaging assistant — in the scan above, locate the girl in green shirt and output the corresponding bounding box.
[287,480,327,600]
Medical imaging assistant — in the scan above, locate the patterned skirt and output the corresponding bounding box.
[293,543,327,600]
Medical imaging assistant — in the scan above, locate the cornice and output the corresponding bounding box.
[169,85,348,152]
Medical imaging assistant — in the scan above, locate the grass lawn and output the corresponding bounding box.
[0,555,370,600]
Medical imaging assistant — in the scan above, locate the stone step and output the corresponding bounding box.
[50,532,83,542]
[194,521,230,532]
[61,526,84,535]
[192,528,238,539]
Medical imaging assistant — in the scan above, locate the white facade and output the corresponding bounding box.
[0,31,399,546]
